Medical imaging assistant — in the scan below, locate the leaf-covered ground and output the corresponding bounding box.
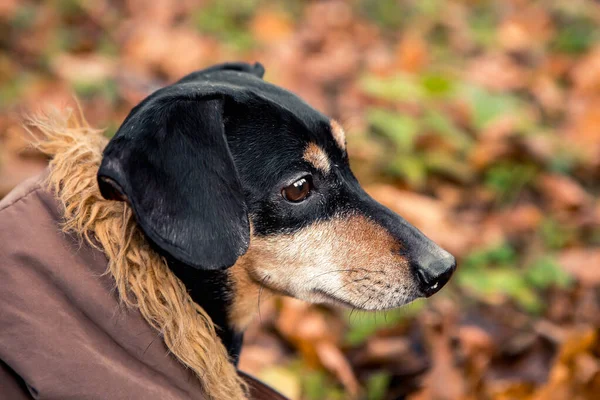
[1,1,600,399]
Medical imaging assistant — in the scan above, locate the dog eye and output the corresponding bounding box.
[282,177,312,203]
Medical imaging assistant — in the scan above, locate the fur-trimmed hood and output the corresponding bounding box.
[0,108,251,399]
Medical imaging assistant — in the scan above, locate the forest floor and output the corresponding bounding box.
[1,1,600,399]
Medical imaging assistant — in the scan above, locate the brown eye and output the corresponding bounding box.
[282,177,312,202]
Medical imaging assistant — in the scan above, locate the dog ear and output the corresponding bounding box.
[97,98,249,270]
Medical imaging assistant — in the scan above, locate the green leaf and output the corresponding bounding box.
[538,217,576,250]
[484,163,538,205]
[192,0,258,51]
[0,73,30,107]
[423,151,474,183]
[367,109,420,151]
[366,372,392,400]
[462,243,517,270]
[344,305,421,346]
[551,14,599,54]
[10,5,37,29]
[301,369,344,400]
[461,85,523,131]
[72,78,119,104]
[421,73,455,98]
[358,0,405,30]
[389,156,427,188]
[526,256,573,289]
[361,74,425,102]
[421,109,473,150]
[458,266,542,313]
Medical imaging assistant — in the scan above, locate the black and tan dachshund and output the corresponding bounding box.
[97,62,456,363]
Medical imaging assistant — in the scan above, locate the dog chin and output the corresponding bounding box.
[309,288,422,311]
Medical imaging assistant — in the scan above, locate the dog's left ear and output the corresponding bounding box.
[97,97,249,270]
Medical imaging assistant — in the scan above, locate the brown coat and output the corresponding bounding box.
[0,173,286,399]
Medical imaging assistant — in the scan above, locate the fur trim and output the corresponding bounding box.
[25,107,248,400]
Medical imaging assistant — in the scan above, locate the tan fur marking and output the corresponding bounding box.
[228,215,412,331]
[27,109,247,400]
[228,259,276,330]
[330,120,346,150]
[303,142,331,173]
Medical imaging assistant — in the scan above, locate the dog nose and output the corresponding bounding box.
[415,256,456,297]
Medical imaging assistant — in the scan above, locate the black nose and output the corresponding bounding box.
[415,256,456,297]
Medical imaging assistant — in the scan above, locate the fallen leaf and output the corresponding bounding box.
[258,366,301,400]
[316,341,359,396]
[558,249,600,286]
[395,34,429,74]
[571,46,600,94]
[50,53,115,84]
[467,53,529,91]
[497,6,553,52]
[250,10,293,45]
[538,174,591,211]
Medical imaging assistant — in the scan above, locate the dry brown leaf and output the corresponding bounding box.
[531,75,564,115]
[497,6,553,52]
[559,249,600,286]
[395,34,429,74]
[564,95,600,153]
[528,329,598,400]
[499,204,543,235]
[160,29,217,79]
[250,10,294,45]
[411,308,466,400]
[0,0,19,19]
[467,53,529,91]
[355,336,411,364]
[302,40,360,84]
[316,341,359,396]
[50,54,115,84]
[571,46,600,94]
[125,0,177,27]
[539,174,591,211]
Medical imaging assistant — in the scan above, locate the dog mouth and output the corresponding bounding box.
[248,269,425,310]
[311,289,358,308]
[311,287,422,310]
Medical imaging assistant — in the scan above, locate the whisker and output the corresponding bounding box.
[257,285,264,323]
[257,275,270,323]
[348,307,357,322]
[326,277,368,299]
[347,295,373,324]
[358,295,373,310]
[309,269,359,282]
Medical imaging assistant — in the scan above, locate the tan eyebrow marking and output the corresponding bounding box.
[303,142,331,173]
[330,120,346,150]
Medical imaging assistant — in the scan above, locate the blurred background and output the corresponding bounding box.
[1,0,600,399]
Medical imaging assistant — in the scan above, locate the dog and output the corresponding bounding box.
[0,61,455,400]
[98,61,456,360]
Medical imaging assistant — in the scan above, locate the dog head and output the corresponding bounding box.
[98,62,456,329]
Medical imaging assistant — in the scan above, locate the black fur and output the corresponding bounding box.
[166,258,244,364]
[97,62,456,362]
[99,91,249,270]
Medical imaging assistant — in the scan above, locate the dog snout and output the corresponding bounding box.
[414,254,456,297]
